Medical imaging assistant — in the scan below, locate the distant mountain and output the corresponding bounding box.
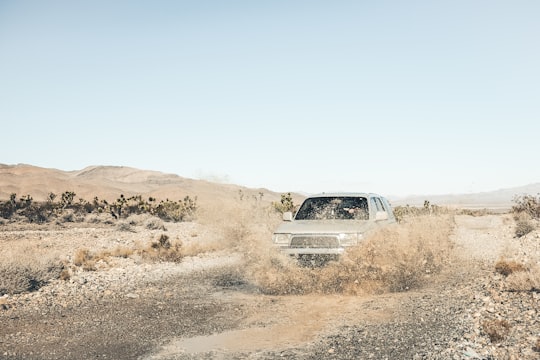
[390,183,540,209]
[0,164,289,208]
[1,164,537,210]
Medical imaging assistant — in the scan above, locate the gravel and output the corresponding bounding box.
[1,214,539,359]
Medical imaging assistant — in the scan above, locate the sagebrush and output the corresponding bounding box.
[0,246,64,295]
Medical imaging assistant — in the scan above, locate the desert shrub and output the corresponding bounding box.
[482,319,511,343]
[393,202,448,222]
[73,246,136,270]
[73,248,96,271]
[505,265,540,292]
[513,194,540,219]
[85,247,134,262]
[85,214,102,223]
[458,208,490,216]
[144,217,167,231]
[272,193,295,214]
[1,192,198,223]
[153,196,197,222]
[0,193,17,219]
[61,210,75,223]
[0,250,64,295]
[533,338,540,353]
[59,268,71,281]
[114,246,134,258]
[0,264,59,294]
[140,234,183,262]
[60,191,75,208]
[495,259,527,276]
[515,219,535,238]
[105,246,134,259]
[19,203,50,223]
[116,221,135,232]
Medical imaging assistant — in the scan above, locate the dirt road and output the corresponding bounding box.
[1,214,538,359]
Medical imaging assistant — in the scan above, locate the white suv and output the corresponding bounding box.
[272,193,396,263]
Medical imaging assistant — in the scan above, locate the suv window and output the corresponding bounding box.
[374,197,386,211]
[370,197,387,217]
[295,197,369,220]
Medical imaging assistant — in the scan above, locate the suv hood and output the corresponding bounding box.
[274,220,375,234]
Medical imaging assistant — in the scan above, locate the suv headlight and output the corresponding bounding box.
[339,233,360,246]
[272,233,290,245]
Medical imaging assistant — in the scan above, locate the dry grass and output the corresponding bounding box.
[228,213,455,295]
[116,221,136,232]
[73,245,135,271]
[515,220,535,238]
[0,245,64,295]
[73,248,97,271]
[513,212,536,238]
[505,265,540,292]
[533,338,540,353]
[139,234,184,262]
[495,259,527,276]
[108,246,134,258]
[482,319,511,343]
[144,217,167,231]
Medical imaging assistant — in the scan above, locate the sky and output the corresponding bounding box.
[1,0,539,197]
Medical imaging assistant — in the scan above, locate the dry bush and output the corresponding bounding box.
[73,246,136,271]
[144,217,167,231]
[108,246,134,258]
[85,214,102,223]
[512,194,540,219]
[116,221,136,232]
[505,265,540,292]
[244,215,454,295]
[458,208,491,217]
[393,203,451,223]
[139,234,184,262]
[60,209,85,223]
[515,219,535,238]
[533,338,540,353]
[59,268,71,281]
[72,236,185,269]
[73,248,96,271]
[482,319,511,343]
[0,247,64,295]
[495,259,527,276]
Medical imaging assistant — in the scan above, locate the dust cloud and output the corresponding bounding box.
[200,201,454,296]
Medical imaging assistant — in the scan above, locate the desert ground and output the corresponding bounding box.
[1,165,539,359]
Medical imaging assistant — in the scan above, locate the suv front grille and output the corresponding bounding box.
[290,235,340,248]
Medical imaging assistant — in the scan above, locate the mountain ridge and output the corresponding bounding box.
[0,164,285,208]
[1,164,538,209]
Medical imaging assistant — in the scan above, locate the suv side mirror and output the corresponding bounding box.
[283,212,293,221]
[375,211,389,221]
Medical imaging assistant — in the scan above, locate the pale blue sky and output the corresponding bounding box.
[1,1,539,196]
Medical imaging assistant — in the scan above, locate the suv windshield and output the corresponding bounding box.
[295,197,369,220]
